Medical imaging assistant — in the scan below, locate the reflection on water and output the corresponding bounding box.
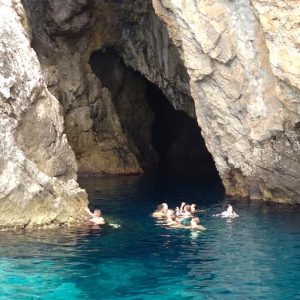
[0,173,300,299]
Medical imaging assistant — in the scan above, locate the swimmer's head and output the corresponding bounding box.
[156,204,164,212]
[94,209,101,217]
[184,204,191,213]
[226,204,233,213]
[162,203,168,212]
[191,204,196,213]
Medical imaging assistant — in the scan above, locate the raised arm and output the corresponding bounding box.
[85,207,94,217]
[180,202,186,213]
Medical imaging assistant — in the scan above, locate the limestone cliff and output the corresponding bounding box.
[151,0,300,202]
[21,0,194,175]
[22,0,299,203]
[2,0,300,212]
[0,0,88,229]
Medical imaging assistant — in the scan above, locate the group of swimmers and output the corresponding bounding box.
[152,202,239,230]
[85,203,239,229]
[152,202,206,230]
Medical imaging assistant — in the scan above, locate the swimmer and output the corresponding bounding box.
[214,204,239,218]
[165,210,175,224]
[175,203,193,225]
[181,204,192,217]
[163,210,182,227]
[190,217,206,230]
[177,206,192,226]
[162,203,170,214]
[85,208,105,225]
[166,209,174,219]
[152,204,166,218]
[177,202,191,217]
[166,209,182,224]
[167,215,182,227]
[191,204,206,213]
[179,202,186,213]
[191,204,197,213]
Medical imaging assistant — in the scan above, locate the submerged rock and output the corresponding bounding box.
[0,0,88,229]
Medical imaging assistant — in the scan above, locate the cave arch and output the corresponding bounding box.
[89,47,220,182]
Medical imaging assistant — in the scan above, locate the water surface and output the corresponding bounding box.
[0,172,299,299]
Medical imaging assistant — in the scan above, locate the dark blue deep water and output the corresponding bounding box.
[0,172,300,299]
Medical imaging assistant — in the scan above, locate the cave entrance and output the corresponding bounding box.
[89,48,220,182]
[145,81,220,181]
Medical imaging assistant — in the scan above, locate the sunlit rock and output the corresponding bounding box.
[3,0,300,210]
[0,0,88,229]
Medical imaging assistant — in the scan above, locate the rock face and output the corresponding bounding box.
[89,48,159,168]
[0,0,88,229]
[8,0,300,204]
[151,0,300,203]
[21,0,195,175]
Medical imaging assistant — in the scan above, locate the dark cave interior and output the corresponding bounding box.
[89,48,220,181]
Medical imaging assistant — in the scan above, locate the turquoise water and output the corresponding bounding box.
[0,173,300,299]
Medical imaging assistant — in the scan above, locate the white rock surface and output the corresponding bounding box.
[0,0,88,228]
[152,0,300,202]
[16,0,300,204]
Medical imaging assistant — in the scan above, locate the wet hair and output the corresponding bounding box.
[162,203,168,210]
[156,204,164,212]
[184,204,191,212]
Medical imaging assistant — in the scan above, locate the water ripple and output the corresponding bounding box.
[0,175,299,299]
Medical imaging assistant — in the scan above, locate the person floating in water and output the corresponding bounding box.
[191,204,197,214]
[152,202,171,218]
[176,202,192,217]
[152,202,207,230]
[174,202,193,226]
[214,204,239,218]
[152,204,166,218]
[85,207,105,225]
[190,217,206,230]
[166,210,180,226]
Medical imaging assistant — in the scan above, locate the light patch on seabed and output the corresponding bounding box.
[0,259,85,299]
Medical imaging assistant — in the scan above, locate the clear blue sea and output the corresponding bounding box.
[0,172,300,299]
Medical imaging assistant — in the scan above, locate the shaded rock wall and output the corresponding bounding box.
[0,0,88,229]
[21,0,140,175]
[145,81,214,167]
[89,48,158,168]
[22,0,195,175]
